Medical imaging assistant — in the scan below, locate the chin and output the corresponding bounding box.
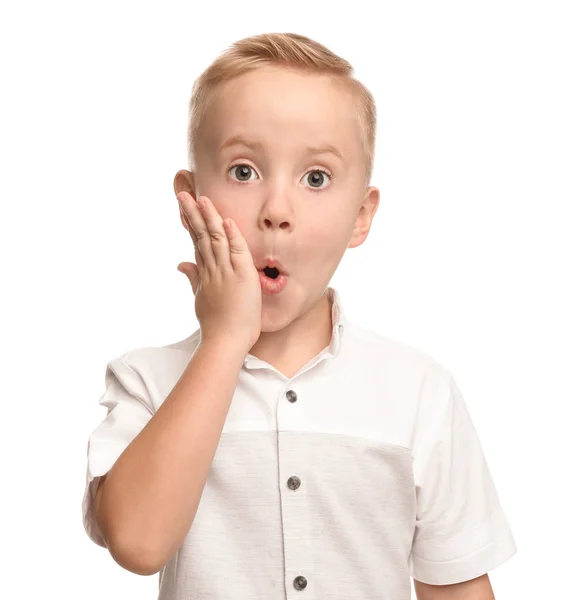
[259,307,293,333]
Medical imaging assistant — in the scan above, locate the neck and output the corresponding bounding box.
[248,288,334,377]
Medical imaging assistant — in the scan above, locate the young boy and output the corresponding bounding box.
[82,32,517,600]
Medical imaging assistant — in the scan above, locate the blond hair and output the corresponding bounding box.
[187,32,376,187]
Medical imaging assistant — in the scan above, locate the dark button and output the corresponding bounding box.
[293,575,307,590]
[286,389,297,403]
[287,475,301,490]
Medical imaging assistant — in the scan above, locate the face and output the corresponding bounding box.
[175,65,379,332]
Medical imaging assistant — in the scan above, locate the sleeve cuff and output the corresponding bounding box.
[409,511,518,585]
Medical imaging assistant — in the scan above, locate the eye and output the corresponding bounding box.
[227,164,333,190]
[301,169,333,190]
[228,164,259,182]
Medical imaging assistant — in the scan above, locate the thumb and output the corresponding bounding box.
[177,262,199,293]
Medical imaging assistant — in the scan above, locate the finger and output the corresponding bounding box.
[178,193,215,270]
[195,195,232,272]
[223,217,254,273]
[180,203,205,269]
[178,195,201,249]
[193,229,205,269]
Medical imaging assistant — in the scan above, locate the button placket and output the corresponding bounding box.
[278,387,315,597]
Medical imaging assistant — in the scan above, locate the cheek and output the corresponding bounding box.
[209,193,240,223]
[303,209,353,248]
[213,201,253,240]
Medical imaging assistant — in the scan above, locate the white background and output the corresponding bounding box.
[1,1,582,598]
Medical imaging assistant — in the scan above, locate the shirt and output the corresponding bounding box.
[82,286,517,599]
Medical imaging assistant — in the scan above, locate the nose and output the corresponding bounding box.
[262,215,291,230]
[259,197,293,231]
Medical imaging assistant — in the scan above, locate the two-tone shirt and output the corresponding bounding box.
[82,286,517,599]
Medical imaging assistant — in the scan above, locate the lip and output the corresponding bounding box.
[258,270,288,295]
[255,258,289,276]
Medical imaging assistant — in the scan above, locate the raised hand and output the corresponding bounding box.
[176,192,262,353]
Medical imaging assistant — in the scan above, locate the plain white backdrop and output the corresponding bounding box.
[1,1,582,598]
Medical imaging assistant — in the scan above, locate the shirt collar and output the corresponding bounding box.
[327,285,347,357]
[243,286,348,371]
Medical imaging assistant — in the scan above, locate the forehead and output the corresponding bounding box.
[201,66,363,158]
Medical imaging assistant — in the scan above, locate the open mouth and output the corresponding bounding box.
[263,267,280,280]
[258,263,288,295]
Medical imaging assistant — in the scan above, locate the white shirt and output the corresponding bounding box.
[82,286,517,599]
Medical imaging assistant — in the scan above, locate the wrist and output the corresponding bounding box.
[197,337,250,363]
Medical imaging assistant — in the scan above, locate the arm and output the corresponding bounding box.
[94,339,247,576]
[414,574,495,600]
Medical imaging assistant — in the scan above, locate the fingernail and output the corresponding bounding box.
[197,196,205,208]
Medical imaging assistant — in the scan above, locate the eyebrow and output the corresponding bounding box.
[218,134,346,164]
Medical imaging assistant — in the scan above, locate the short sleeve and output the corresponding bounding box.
[408,367,517,585]
[82,352,155,548]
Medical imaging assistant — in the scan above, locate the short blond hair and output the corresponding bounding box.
[187,32,376,187]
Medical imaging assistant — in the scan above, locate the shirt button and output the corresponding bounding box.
[286,389,297,403]
[293,575,308,590]
[287,475,301,490]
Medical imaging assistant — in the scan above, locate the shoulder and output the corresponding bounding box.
[343,321,452,384]
[111,328,202,370]
[102,329,203,412]
[341,323,457,445]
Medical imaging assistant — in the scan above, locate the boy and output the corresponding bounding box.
[82,32,517,599]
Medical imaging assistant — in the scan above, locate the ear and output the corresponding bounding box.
[174,169,197,230]
[348,186,380,249]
